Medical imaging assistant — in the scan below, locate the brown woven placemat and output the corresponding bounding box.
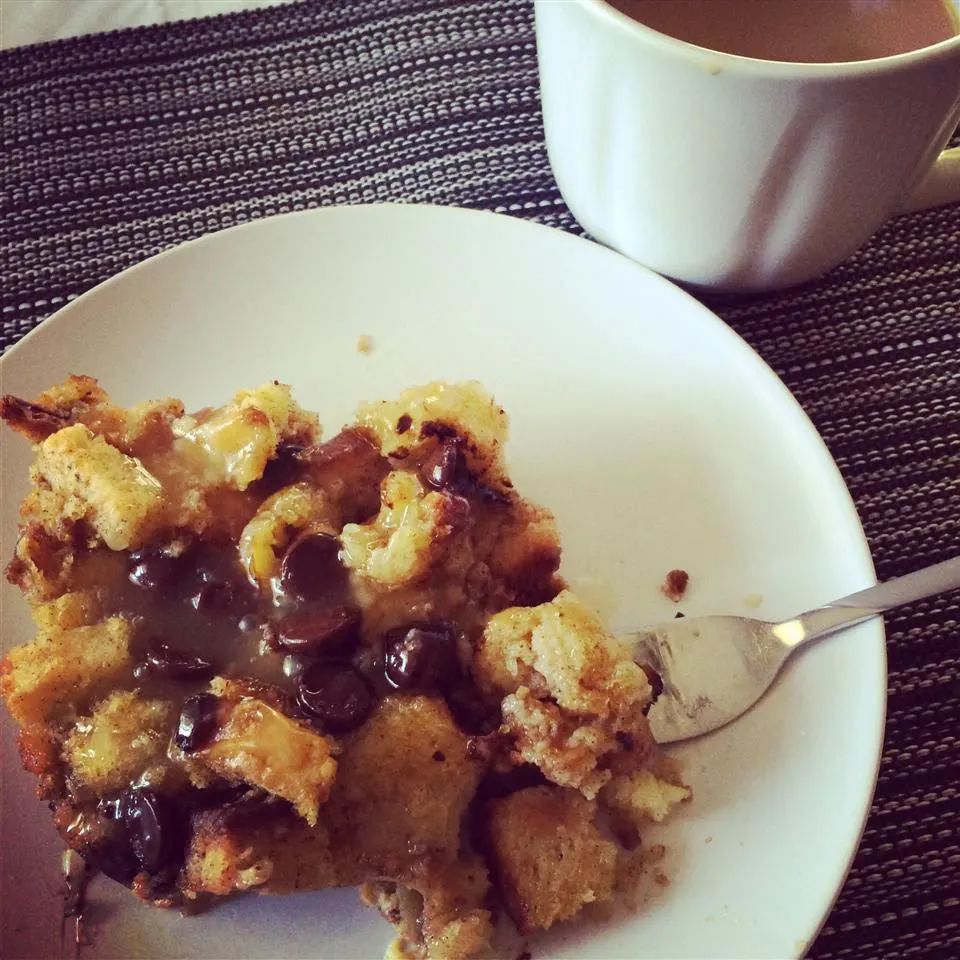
[2,1,959,957]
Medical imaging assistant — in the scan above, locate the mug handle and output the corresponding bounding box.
[900,146,960,213]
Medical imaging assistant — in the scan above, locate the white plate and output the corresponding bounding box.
[0,204,885,960]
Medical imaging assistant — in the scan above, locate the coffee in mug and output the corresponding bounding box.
[608,0,959,63]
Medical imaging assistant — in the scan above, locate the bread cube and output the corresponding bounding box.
[191,687,337,826]
[477,590,651,716]
[173,382,318,490]
[35,424,164,550]
[64,691,175,792]
[365,853,494,959]
[325,695,484,877]
[0,617,132,725]
[476,592,656,797]
[340,471,469,586]
[1,375,111,443]
[184,807,287,896]
[486,786,616,933]
[415,854,494,959]
[185,802,343,898]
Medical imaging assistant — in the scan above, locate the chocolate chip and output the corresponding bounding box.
[129,555,180,592]
[396,414,412,434]
[121,789,183,874]
[190,579,250,614]
[383,622,459,691]
[419,436,510,504]
[420,437,466,491]
[279,532,347,602]
[276,606,360,655]
[261,442,305,488]
[281,653,314,682]
[174,694,222,752]
[95,789,184,883]
[419,420,458,440]
[297,661,372,732]
[135,642,214,682]
[432,751,445,762]
[96,842,140,885]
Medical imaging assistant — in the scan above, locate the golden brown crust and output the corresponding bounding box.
[1,617,133,726]
[486,786,617,934]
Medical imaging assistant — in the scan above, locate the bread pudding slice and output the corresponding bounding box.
[1,378,688,958]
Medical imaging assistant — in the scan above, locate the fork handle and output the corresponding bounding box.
[783,555,960,646]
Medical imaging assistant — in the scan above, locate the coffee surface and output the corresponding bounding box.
[607,0,958,63]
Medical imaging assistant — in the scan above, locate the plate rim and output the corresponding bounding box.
[0,201,887,958]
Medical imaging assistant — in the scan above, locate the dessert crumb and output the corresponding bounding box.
[654,871,670,887]
[356,334,374,354]
[744,592,763,609]
[661,569,689,602]
[704,836,713,844]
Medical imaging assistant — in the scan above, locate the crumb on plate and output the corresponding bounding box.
[661,569,689,602]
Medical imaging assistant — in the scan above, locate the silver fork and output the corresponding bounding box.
[627,556,960,744]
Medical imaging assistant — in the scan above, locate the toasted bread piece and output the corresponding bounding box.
[325,695,485,877]
[476,591,654,797]
[476,590,650,714]
[1,617,132,725]
[65,691,175,792]
[173,382,318,490]
[34,425,164,550]
[190,680,338,826]
[486,786,616,933]
[185,806,285,896]
[341,471,470,587]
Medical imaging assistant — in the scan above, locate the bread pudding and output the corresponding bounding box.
[0,377,689,958]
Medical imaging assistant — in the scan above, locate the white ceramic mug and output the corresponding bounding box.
[534,0,960,292]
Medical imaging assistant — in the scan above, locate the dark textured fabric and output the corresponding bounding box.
[2,1,959,957]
